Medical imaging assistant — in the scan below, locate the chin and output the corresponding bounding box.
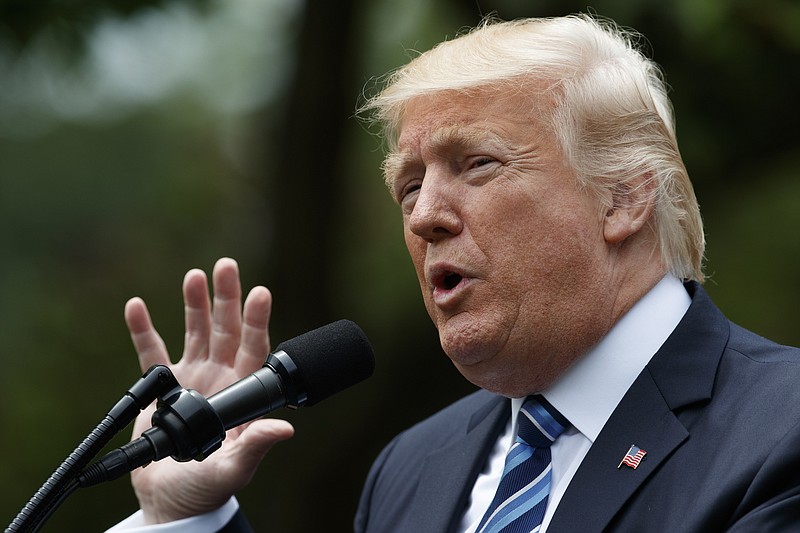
[437,315,507,365]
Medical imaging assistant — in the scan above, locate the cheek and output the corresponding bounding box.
[498,198,600,264]
[403,228,428,262]
[404,230,427,280]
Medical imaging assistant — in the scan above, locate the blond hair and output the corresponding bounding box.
[362,15,705,281]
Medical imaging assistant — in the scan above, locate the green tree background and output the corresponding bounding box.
[1,0,798,531]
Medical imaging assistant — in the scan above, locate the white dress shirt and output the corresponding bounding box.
[106,497,239,532]
[107,275,690,533]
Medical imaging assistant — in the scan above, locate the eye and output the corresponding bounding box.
[398,180,422,208]
[464,156,499,173]
[403,181,421,196]
[458,155,501,186]
[470,157,495,168]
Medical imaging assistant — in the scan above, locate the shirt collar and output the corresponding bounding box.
[511,275,691,442]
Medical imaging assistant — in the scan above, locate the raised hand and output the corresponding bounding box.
[124,258,294,524]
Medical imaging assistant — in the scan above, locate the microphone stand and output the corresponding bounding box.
[78,373,228,487]
[5,365,185,533]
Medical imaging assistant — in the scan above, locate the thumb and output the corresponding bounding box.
[233,419,295,472]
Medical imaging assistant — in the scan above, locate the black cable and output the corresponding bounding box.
[26,479,79,533]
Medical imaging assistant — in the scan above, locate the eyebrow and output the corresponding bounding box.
[382,151,415,192]
[382,127,508,191]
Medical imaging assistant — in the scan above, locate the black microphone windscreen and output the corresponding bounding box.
[274,319,375,406]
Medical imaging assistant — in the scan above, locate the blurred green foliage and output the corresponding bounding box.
[1,0,798,531]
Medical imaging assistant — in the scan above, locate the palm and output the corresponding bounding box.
[124,258,294,523]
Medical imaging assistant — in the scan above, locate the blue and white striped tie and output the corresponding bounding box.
[476,395,570,533]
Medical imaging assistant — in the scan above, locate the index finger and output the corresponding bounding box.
[125,297,170,372]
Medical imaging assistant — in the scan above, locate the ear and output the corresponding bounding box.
[603,174,656,245]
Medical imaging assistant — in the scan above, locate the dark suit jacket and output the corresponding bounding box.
[352,283,800,532]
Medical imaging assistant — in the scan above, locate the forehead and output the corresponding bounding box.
[397,91,515,150]
[382,89,552,187]
[395,84,560,154]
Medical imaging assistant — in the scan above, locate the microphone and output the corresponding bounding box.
[210,318,375,427]
[79,319,375,486]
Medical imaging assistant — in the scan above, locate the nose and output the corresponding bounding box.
[406,175,463,243]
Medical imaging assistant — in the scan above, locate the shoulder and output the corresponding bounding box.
[375,388,504,464]
[727,320,800,365]
[355,389,506,531]
[716,321,800,414]
[671,282,800,403]
[682,282,800,420]
[670,284,800,465]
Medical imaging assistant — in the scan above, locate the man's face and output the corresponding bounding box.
[387,89,621,397]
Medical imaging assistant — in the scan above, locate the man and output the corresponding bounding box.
[109,14,800,532]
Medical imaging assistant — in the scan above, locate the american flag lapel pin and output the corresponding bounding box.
[618,444,647,470]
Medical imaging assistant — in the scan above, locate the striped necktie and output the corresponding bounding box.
[476,395,570,533]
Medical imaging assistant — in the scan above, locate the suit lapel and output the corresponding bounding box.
[405,395,508,533]
[549,282,730,532]
[548,369,688,531]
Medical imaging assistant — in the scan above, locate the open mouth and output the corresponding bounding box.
[431,269,464,291]
[428,265,472,306]
[442,273,463,290]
